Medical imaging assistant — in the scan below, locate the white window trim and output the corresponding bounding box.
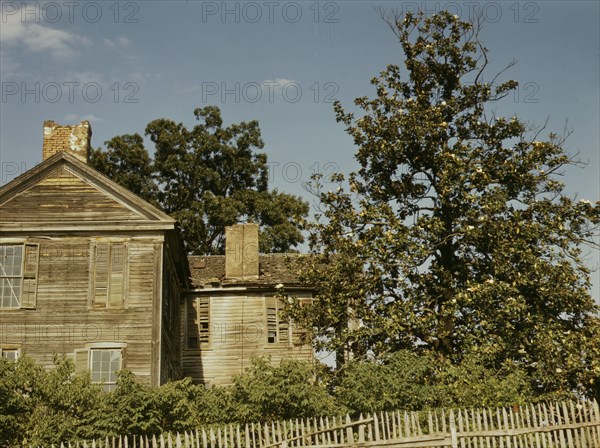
[87,344,125,391]
[0,348,20,361]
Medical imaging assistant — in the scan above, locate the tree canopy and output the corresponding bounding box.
[91,106,309,255]
[291,10,600,398]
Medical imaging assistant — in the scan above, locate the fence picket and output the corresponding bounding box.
[457,409,466,448]
[592,399,600,446]
[32,399,600,448]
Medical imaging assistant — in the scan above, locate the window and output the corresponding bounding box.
[75,347,122,391]
[187,297,210,348]
[265,296,290,345]
[0,244,39,309]
[90,242,127,308]
[90,349,121,391]
[266,296,312,346]
[0,348,19,361]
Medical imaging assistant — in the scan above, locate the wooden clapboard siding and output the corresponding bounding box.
[0,152,184,386]
[0,166,145,223]
[159,245,184,383]
[0,236,163,385]
[182,291,313,385]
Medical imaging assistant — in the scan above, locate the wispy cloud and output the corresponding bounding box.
[64,114,103,123]
[262,78,298,90]
[0,50,22,79]
[104,37,132,48]
[64,71,104,85]
[1,5,89,60]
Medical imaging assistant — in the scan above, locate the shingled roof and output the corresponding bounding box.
[188,253,308,289]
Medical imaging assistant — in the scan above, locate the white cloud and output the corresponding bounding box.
[64,71,104,85]
[0,50,22,79]
[117,37,131,46]
[104,36,131,48]
[262,78,298,90]
[129,72,161,84]
[1,5,89,60]
[64,114,102,123]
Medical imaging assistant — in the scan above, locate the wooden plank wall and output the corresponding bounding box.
[182,292,313,385]
[0,235,163,385]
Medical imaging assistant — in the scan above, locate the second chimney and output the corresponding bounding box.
[43,120,92,163]
[225,224,259,280]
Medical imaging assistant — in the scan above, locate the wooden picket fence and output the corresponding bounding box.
[42,399,600,448]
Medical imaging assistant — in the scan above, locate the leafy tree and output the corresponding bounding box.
[91,106,309,255]
[334,351,537,414]
[294,10,600,398]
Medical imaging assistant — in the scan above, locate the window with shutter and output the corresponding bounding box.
[265,296,291,345]
[21,244,39,309]
[266,296,278,344]
[291,298,311,346]
[188,297,210,348]
[91,242,127,308]
[0,244,39,309]
[197,297,210,344]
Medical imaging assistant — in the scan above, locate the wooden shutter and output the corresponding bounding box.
[108,243,126,307]
[291,298,310,346]
[277,298,290,345]
[20,244,39,309]
[74,349,90,375]
[197,297,210,344]
[93,242,109,308]
[266,296,278,344]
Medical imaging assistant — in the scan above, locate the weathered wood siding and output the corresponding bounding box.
[0,159,183,386]
[0,166,144,223]
[0,235,164,385]
[182,291,313,385]
[160,245,183,382]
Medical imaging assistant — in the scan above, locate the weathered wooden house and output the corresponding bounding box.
[0,120,312,388]
[185,224,313,385]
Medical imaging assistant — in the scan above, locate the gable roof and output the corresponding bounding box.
[0,151,175,232]
[188,253,309,289]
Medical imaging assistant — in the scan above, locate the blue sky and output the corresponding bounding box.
[1,1,599,298]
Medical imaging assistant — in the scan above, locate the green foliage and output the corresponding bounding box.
[334,351,436,413]
[0,356,337,445]
[229,357,339,422]
[335,351,537,415]
[2,353,586,445]
[90,106,308,255]
[294,10,600,399]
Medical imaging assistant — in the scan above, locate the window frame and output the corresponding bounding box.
[75,343,125,392]
[0,348,20,361]
[0,243,39,310]
[89,241,129,309]
[187,296,210,349]
[265,295,291,346]
[89,348,122,392]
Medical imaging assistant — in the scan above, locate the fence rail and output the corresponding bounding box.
[42,399,600,448]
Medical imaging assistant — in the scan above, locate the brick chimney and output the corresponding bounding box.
[225,224,259,280]
[42,120,92,163]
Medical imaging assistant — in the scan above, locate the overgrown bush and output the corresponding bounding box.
[0,352,574,446]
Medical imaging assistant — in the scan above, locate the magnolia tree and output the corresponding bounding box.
[292,11,600,398]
